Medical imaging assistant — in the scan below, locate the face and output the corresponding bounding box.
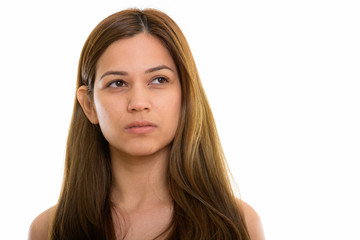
[87,33,181,159]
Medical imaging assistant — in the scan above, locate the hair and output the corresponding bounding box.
[49,8,250,240]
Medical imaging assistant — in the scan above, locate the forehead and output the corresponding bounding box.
[96,33,177,76]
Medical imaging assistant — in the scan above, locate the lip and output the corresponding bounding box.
[125,120,157,134]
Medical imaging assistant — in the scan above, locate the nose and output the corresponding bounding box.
[127,86,151,112]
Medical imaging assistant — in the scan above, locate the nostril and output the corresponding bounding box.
[128,103,151,112]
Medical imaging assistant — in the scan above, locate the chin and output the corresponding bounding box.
[110,143,171,159]
[129,145,169,158]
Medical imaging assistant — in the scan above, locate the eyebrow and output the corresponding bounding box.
[100,65,174,80]
[145,65,174,74]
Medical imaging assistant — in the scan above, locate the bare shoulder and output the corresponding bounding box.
[28,206,56,240]
[236,199,266,240]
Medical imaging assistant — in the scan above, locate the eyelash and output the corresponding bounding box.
[151,76,169,84]
[107,77,169,88]
[107,80,126,88]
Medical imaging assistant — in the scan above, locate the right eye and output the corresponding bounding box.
[108,80,126,88]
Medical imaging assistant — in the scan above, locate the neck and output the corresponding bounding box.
[110,146,171,212]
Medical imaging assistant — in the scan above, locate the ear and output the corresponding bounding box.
[77,86,99,124]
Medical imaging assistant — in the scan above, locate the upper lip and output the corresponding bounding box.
[125,121,157,129]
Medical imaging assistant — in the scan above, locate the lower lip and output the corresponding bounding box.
[125,126,156,134]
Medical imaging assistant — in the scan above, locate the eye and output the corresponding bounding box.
[151,77,169,85]
[108,80,126,88]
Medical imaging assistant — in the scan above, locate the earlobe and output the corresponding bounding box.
[77,86,99,124]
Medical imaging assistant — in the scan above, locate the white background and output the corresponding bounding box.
[0,0,359,239]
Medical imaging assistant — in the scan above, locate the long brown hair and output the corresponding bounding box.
[50,8,250,240]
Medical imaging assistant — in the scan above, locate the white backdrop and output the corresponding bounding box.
[0,0,359,239]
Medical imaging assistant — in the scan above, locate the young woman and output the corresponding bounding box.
[29,8,264,240]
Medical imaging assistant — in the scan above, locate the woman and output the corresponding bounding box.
[29,8,264,240]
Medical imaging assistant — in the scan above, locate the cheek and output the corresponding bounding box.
[94,97,124,127]
[172,98,182,122]
[161,92,181,125]
[94,99,126,145]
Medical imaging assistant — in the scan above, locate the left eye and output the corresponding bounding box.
[151,77,168,84]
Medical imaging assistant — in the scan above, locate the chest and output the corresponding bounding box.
[114,205,173,240]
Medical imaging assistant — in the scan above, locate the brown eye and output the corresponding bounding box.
[108,80,126,87]
[151,77,169,84]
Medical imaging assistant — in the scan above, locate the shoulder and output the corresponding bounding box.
[28,206,56,240]
[236,199,266,240]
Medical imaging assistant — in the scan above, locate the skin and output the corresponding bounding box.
[28,33,265,240]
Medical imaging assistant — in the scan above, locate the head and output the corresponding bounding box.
[73,8,211,170]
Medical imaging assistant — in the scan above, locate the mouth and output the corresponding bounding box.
[128,124,153,128]
[125,121,157,134]
[125,121,156,128]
